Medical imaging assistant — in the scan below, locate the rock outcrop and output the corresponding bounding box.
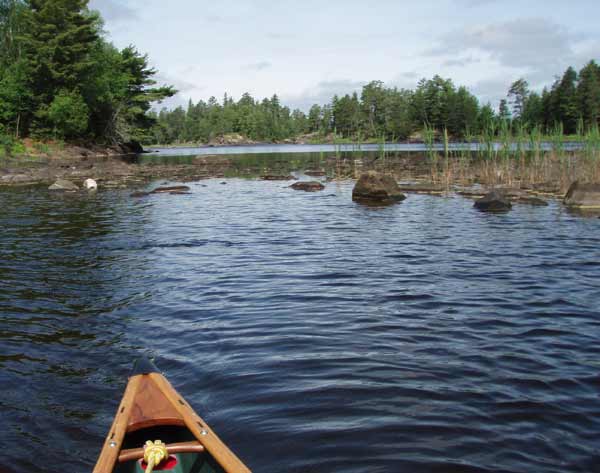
[352,171,406,204]
[474,190,512,212]
[49,179,79,191]
[563,181,600,208]
[290,181,325,192]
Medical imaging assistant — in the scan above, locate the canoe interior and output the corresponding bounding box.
[113,426,225,473]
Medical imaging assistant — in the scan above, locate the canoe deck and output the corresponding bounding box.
[93,359,251,473]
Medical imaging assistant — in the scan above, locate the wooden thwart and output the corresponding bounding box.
[118,441,205,463]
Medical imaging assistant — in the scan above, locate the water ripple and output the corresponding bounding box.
[1,180,600,472]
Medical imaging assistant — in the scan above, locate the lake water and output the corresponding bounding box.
[147,141,582,157]
[1,165,600,472]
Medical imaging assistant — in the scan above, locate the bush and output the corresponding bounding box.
[0,125,14,157]
[47,90,89,139]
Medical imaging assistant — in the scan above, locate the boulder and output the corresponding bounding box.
[83,178,98,190]
[474,190,512,212]
[49,179,79,191]
[352,171,406,204]
[563,181,600,208]
[122,141,145,154]
[290,181,325,192]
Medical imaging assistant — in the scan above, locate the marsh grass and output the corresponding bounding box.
[327,122,600,193]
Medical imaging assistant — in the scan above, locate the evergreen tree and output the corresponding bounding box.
[553,66,579,134]
[499,99,511,122]
[507,78,529,120]
[521,92,542,128]
[577,60,600,129]
[478,103,495,132]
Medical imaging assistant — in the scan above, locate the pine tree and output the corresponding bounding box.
[23,0,99,132]
[553,67,579,134]
[577,61,600,129]
[507,78,529,120]
[499,99,511,122]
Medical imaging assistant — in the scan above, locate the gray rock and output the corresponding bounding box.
[474,190,512,212]
[49,179,79,191]
[352,171,406,204]
[517,197,549,206]
[290,181,325,192]
[563,181,600,208]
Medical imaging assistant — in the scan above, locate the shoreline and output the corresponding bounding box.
[0,142,588,204]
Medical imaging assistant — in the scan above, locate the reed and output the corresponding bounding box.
[422,123,438,182]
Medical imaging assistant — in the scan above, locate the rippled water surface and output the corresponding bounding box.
[1,176,600,473]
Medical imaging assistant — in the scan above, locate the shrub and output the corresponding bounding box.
[47,90,89,139]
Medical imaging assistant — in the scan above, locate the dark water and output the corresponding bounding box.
[1,177,600,473]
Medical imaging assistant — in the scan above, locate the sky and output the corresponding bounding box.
[88,0,600,112]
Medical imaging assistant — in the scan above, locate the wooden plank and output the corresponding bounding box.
[149,373,252,473]
[93,375,142,473]
[127,375,185,432]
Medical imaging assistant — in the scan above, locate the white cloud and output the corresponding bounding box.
[89,0,137,23]
[283,79,366,111]
[243,61,272,72]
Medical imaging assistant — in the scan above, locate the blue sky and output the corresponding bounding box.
[89,0,600,111]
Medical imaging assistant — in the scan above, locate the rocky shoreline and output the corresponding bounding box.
[0,146,235,189]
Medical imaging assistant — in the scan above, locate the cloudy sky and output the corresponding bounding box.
[89,0,600,111]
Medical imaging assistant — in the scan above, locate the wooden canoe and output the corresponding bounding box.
[93,358,251,473]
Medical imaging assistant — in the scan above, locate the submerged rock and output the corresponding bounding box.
[83,178,98,190]
[150,185,191,194]
[517,196,549,206]
[49,179,79,191]
[352,171,406,204]
[261,174,296,181]
[290,181,325,192]
[563,181,600,208]
[474,190,512,212]
[397,183,446,194]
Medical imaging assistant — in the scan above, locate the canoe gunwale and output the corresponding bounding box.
[93,369,251,473]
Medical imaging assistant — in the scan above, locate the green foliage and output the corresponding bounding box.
[47,90,89,138]
[0,124,14,156]
[0,0,174,143]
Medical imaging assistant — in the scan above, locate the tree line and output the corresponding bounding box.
[1,1,598,147]
[0,0,174,145]
[150,61,600,145]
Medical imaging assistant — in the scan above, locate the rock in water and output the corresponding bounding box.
[261,175,296,181]
[352,171,406,204]
[150,185,191,194]
[563,181,600,208]
[48,179,79,191]
[517,196,549,206]
[474,190,512,212]
[290,181,325,192]
[83,178,98,190]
